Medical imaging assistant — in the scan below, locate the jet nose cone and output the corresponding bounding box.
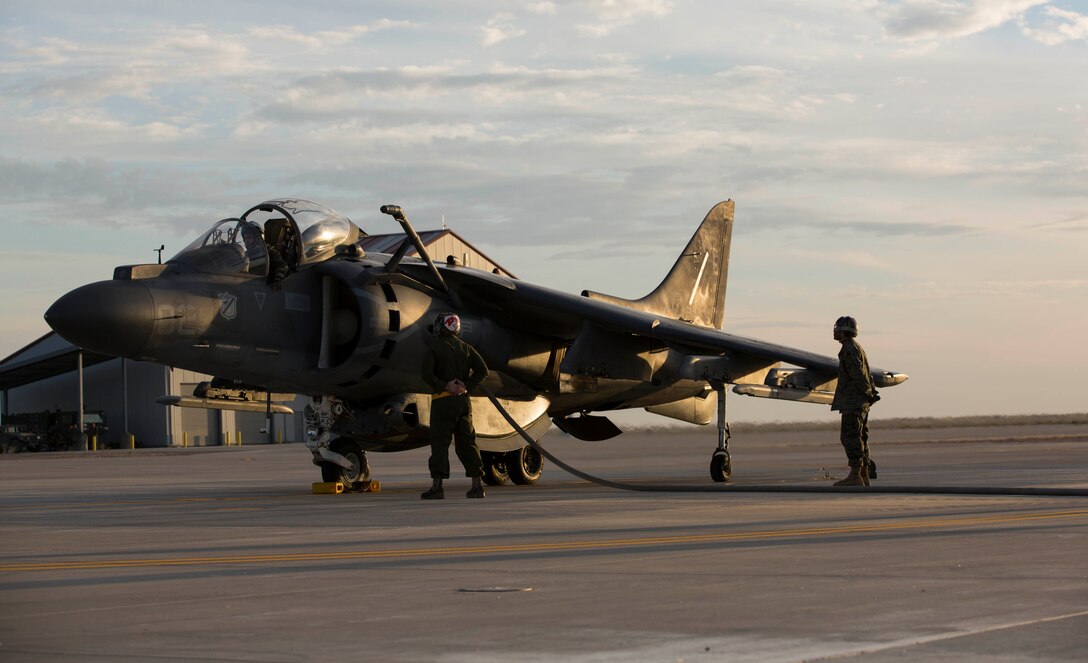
[45,280,155,357]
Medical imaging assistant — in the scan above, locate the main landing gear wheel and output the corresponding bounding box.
[320,438,370,488]
[481,451,510,486]
[710,451,732,483]
[505,445,544,485]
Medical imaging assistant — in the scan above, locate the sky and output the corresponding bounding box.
[1,0,1086,424]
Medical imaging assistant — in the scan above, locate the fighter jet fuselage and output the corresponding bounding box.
[45,198,907,486]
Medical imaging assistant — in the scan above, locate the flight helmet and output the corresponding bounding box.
[437,313,461,335]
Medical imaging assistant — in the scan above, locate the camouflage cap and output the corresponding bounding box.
[834,315,858,336]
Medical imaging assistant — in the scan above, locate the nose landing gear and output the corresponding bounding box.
[320,438,371,488]
[305,396,371,489]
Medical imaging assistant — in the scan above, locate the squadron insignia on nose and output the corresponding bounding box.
[217,292,238,320]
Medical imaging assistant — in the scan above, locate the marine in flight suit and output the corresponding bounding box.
[420,313,489,499]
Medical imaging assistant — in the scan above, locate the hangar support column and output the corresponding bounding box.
[164,366,174,447]
[121,358,129,443]
[77,350,86,451]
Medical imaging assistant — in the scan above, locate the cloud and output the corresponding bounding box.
[710,65,844,120]
[2,1,1087,422]
[2,21,411,105]
[744,205,977,238]
[277,157,719,258]
[246,20,411,49]
[1021,6,1088,44]
[281,64,621,95]
[2,27,256,103]
[243,64,631,127]
[777,248,904,271]
[524,2,558,15]
[831,219,975,236]
[1028,214,1088,232]
[0,157,257,235]
[481,14,527,46]
[874,0,1046,41]
[840,278,1088,301]
[577,0,674,37]
[790,136,1067,182]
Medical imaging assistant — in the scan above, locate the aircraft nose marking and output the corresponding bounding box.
[217,292,239,320]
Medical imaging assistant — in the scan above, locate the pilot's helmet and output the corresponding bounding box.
[264,219,289,247]
[240,222,262,247]
[438,313,461,335]
[834,315,858,337]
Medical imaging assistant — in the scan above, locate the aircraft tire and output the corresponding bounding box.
[321,439,370,487]
[481,451,509,486]
[710,451,731,482]
[505,445,544,485]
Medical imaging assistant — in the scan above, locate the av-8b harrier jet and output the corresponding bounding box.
[45,199,907,488]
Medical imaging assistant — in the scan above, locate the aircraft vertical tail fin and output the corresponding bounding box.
[583,200,734,329]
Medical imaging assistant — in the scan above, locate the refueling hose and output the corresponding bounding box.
[481,388,1088,497]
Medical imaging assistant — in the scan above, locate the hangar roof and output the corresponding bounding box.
[0,332,115,391]
[360,228,516,278]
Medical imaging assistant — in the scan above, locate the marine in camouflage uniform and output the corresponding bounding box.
[831,315,877,487]
[420,313,489,500]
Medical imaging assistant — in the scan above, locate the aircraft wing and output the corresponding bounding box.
[431,267,907,388]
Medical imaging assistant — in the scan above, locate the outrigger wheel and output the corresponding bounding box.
[710,450,732,482]
[320,438,371,488]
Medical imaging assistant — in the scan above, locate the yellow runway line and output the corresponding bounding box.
[1,508,1085,573]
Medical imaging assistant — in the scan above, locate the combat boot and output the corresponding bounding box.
[867,459,878,480]
[421,478,445,500]
[833,465,866,487]
[466,476,485,499]
[860,463,871,487]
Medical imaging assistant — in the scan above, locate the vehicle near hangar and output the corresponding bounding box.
[44,198,907,486]
[0,410,108,453]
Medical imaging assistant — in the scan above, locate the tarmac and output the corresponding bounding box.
[1,421,1086,662]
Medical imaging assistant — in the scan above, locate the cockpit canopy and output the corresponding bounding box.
[168,199,365,277]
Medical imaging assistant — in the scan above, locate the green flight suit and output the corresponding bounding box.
[831,336,876,468]
[266,247,288,287]
[422,333,489,479]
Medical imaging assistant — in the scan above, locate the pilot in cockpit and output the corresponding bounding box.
[239,223,266,272]
[262,219,292,290]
